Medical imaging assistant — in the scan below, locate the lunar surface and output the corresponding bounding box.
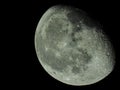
[34,5,115,86]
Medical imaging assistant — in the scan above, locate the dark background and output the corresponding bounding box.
[30,0,120,89]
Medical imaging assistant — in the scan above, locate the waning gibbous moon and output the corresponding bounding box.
[34,5,115,86]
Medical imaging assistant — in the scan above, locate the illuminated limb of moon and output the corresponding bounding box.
[35,5,115,86]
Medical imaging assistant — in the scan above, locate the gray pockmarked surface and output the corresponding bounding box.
[35,5,115,86]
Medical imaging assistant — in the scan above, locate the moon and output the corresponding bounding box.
[34,5,115,86]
